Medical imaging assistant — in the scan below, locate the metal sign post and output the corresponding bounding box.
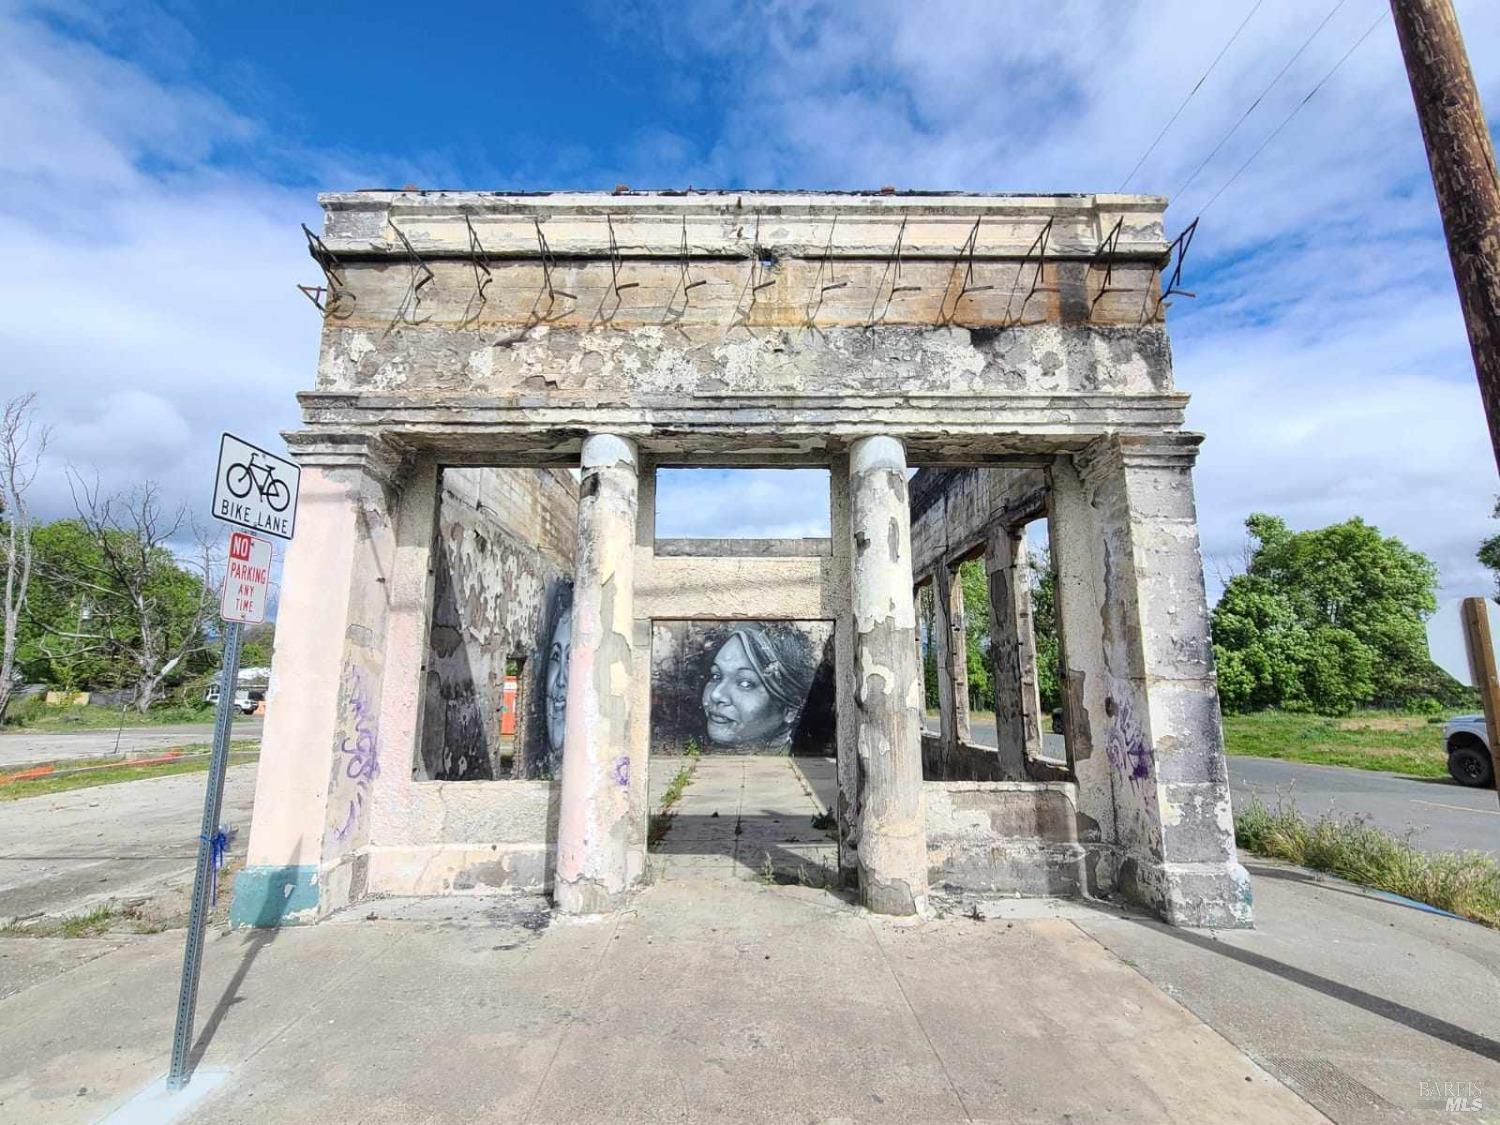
[167,616,242,1091]
[169,434,292,1093]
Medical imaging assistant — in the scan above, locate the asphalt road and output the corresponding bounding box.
[942,714,1498,855]
[0,717,264,769]
[1228,755,1499,855]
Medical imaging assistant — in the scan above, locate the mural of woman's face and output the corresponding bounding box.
[701,634,797,746]
[545,607,571,755]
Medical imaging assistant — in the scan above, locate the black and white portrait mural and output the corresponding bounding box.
[530,583,573,778]
[651,620,835,755]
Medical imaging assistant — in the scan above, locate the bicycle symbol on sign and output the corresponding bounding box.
[225,452,291,512]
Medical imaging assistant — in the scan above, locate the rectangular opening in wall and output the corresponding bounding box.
[1029,518,1066,766]
[654,468,831,555]
[416,466,577,783]
[499,657,525,777]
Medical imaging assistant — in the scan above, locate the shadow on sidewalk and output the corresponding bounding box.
[1085,896,1500,1064]
[183,927,277,1079]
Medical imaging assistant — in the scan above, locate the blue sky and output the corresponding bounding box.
[3,0,1499,612]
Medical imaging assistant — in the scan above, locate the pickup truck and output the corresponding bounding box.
[1444,714,1495,788]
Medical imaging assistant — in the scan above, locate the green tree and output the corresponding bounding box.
[22,480,219,710]
[1479,498,1500,602]
[958,559,991,710]
[1029,543,1061,713]
[1212,513,1441,714]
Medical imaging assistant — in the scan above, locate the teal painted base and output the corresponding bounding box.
[230,865,319,928]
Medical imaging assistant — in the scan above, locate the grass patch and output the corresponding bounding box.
[57,905,120,938]
[1222,709,1453,777]
[0,744,259,800]
[1236,796,1500,928]
[648,741,701,847]
[2,698,218,731]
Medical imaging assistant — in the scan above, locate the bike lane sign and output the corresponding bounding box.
[211,432,300,540]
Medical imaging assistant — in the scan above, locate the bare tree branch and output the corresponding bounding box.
[0,393,50,718]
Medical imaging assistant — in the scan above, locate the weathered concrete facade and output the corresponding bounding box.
[233,190,1249,929]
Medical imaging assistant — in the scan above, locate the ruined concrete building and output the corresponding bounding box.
[232,191,1251,929]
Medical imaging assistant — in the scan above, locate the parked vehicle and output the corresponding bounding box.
[1444,714,1494,788]
[203,684,264,715]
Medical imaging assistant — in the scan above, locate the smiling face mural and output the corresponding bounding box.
[702,628,811,748]
[545,606,571,756]
[653,620,834,756]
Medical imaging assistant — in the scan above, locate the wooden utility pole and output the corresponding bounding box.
[1390,0,1500,474]
[1460,598,1500,804]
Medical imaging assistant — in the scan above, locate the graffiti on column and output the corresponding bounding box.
[651,620,835,755]
[1104,694,1152,783]
[332,662,380,842]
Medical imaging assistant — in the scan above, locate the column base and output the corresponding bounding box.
[229,864,320,929]
[553,875,630,916]
[859,829,930,916]
[1119,856,1254,929]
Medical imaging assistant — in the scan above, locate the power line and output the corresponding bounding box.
[1174,0,1352,202]
[1119,0,1266,192]
[1197,7,1389,218]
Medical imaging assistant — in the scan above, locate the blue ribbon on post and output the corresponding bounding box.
[202,828,229,905]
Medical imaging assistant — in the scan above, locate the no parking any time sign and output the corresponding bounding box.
[221,530,272,624]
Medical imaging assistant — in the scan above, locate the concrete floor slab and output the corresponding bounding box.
[648,756,838,884]
[0,877,1324,1123]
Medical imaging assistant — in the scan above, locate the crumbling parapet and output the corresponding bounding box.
[554,434,641,915]
[848,436,928,916]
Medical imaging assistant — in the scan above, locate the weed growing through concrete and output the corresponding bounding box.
[57,905,119,938]
[1236,797,1500,927]
[647,744,702,847]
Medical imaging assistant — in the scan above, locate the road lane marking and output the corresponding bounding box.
[1412,799,1500,816]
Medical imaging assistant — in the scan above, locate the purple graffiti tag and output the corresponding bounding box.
[332,664,380,842]
[1104,695,1152,783]
[611,755,630,787]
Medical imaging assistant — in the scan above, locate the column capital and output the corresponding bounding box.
[1073,431,1204,492]
[282,429,417,487]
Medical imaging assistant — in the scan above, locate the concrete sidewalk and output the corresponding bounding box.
[0,880,1315,1124]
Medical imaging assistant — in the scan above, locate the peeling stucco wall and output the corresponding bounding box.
[420,466,577,781]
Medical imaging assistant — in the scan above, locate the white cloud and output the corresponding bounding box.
[625,0,1500,604]
[0,6,319,534]
[3,0,1497,613]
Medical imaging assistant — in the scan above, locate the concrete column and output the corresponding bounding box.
[554,434,640,915]
[848,436,928,916]
[1074,434,1252,928]
[1049,457,1118,895]
[932,563,970,750]
[984,526,1031,779]
[232,436,407,927]
[1013,535,1044,761]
